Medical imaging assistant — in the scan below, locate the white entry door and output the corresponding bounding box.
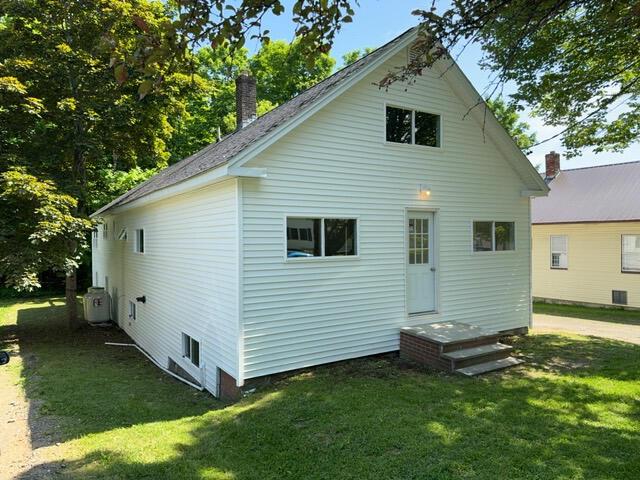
[406,211,436,314]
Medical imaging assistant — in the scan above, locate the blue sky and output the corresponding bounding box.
[246,0,639,170]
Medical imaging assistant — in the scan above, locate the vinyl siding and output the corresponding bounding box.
[91,179,240,394]
[239,50,532,380]
[532,222,640,308]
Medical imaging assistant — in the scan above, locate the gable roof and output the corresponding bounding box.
[532,161,640,224]
[94,27,547,217]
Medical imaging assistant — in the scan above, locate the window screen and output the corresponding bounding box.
[551,235,568,269]
[414,111,440,147]
[324,219,357,256]
[612,290,628,305]
[473,222,493,252]
[622,235,640,272]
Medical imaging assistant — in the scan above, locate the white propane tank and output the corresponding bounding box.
[83,287,111,324]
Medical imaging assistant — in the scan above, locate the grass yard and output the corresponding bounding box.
[2,298,640,480]
[534,301,640,326]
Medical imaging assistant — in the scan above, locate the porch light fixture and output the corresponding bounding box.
[418,184,431,200]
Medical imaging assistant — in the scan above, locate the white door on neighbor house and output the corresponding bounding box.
[406,211,436,314]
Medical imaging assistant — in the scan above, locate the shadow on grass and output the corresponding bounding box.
[7,300,640,479]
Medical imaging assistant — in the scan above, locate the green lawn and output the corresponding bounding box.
[534,301,640,326]
[2,298,640,479]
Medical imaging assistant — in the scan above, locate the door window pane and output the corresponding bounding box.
[287,218,321,257]
[408,217,429,264]
[495,222,515,251]
[386,106,412,144]
[324,219,357,256]
[414,111,440,147]
[473,222,493,251]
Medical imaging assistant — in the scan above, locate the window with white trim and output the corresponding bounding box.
[622,234,640,273]
[473,221,515,252]
[386,106,440,147]
[102,222,109,240]
[92,229,99,249]
[182,333,200,367]
[286,217,357,258]
[550,235,568,269]
[134,229,144,253]
[128,300,136,320]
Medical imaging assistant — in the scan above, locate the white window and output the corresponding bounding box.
[286,217,357,259]
[386,106,440,147]
[473,221,515,252]
[102,222,109,240]
[92,229,99,249]
[550,235,568,269]
[622,234,640,273]
[128,300,136,320]
[182,333,200,367]
[134,229,144,253]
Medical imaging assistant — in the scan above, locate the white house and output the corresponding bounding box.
[91,28,548,398]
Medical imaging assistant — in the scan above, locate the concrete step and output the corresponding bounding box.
[455,356,524,376]
[442,342,513,361]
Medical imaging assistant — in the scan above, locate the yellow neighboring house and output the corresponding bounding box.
[532,152,640,309]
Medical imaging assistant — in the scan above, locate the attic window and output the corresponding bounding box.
[386,106,440,147]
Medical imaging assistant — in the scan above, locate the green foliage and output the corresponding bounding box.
[0,0,193,209]
[90,167,160,212]
[3,298,640,479]
[168,40,334,162]
[0,170,93,291]
[342,47,374,66]
[487,97,537,151]
[414,1,640,156]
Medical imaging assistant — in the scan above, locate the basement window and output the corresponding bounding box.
[134,229,144,253]
[128,301,136,320]
[182,333,200,367]
[473,221,515,252]
[622,235,640,273]
[386,106,440,147]
[612,290,628,305]
[286,217,357,259]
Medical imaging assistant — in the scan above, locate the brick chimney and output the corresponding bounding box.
[545,151,561,178]
[235,71,257,130]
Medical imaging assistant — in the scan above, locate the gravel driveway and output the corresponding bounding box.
[533,314,640,345]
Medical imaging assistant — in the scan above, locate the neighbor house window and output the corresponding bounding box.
[550,235,568,269]
[286,217,357,258]
[92,229,99,249]
[128,301,136,320]
[386,106,440,147]
[622,235,640,273]
[134,229,144,253]
[102,222,109,240]
[473,221,515,252]
[182,333,200,367]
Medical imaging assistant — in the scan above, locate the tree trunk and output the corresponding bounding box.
[66,268,80,330]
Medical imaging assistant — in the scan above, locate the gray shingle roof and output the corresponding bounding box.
[93,28,416,216]
[532,161,640,223]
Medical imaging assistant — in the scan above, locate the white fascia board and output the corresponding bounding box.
[228,167,268,178]
[103,164,231,216]
[435,57,549,195]
[228,32,419,170]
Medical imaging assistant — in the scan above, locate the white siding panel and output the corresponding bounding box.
[92,179,239,394]
[240,51,532,379]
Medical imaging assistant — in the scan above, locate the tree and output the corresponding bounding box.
[410,1,640,157]
[487,97,536,151]
[0,170,93,328]
[342,47,374,66]
[168,40,334,162]
[0,0,194,322]
[126,1,638,157]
